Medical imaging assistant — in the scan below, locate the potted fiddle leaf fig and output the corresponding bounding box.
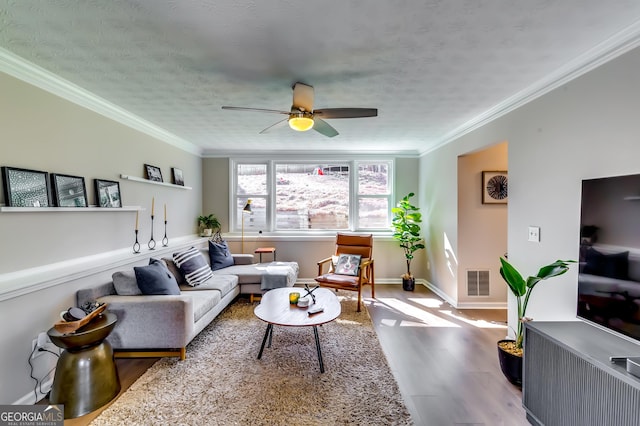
[198,214,220,238]
[498,257,575,385]
[391,192,425,291]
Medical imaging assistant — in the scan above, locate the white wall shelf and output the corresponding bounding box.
[0,206,141,213]
[120,174,192,190]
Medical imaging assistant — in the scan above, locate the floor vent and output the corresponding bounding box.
[467,270,490,296]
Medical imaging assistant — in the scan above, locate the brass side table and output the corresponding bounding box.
[47,312,120,419]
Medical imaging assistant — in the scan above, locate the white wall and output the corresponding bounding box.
[420,46,640,336]
[0,72,203,403]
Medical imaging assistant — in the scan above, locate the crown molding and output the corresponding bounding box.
[420,20,640,157]
[0,47,202,157]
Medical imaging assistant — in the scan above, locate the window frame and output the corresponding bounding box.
[230,158,394,234]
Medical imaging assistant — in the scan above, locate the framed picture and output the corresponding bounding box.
[334,254,362,276]
[1,166,50,207]
[51,173,88,207]
[95,179,122,208]
[144,164,163,182]
[172,167,184,186]
[482,171,508,204]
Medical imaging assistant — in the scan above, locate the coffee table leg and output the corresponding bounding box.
[313,325,325,373]
[258,323,273,359]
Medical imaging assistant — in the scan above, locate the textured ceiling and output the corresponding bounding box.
[1,1,640,156]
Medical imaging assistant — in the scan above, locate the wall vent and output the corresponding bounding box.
[467,270,490,296]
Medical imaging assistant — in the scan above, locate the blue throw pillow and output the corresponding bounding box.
[134,258,180,295]
[209,240,234,271]
[173,247,214,286]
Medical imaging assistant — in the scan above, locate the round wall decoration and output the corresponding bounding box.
[482,171,508,204]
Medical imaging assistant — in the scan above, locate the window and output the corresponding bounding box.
[232,159,392,233]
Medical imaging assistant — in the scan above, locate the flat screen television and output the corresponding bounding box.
[577,173,640,342]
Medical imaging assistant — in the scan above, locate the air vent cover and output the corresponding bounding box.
[467,270,490,296]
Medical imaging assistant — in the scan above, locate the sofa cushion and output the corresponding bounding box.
[112,270,142,296]
[208,240,234,271]
[162,257,186,285]
[179,274,238,298]
[173,247,214,286]
[188,291,221,323]
[134,258,180,295]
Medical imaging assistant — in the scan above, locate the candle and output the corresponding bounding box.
[135,210,139,230]
[151,197,155,216]
[164,204,167,221]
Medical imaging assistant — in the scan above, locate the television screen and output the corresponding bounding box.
[577,173,640,342]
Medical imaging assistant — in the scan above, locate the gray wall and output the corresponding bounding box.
[420,46,640,334]
[0,72,202,403]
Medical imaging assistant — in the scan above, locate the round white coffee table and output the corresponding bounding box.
[254,287,341,373]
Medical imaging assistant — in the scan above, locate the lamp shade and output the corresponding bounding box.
[243,199,252,213]
[288,116,314,132]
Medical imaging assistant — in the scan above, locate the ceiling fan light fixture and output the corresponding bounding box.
[288,113,314,132]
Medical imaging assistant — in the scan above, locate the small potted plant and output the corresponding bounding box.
[498,257,574,385]
[391,192,425,291]
[197,214,220,238]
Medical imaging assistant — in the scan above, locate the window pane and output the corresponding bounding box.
[358,163,389,195]
[237,197,266,231]
[275,164,349,230]
[237,164,267,195]
[358,198,389,228]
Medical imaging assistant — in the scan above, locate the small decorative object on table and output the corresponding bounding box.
[289,292,300,305]
[54,303,107,334]
[148,197,156,250]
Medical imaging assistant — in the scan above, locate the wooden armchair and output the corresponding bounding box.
[315,233,375,312]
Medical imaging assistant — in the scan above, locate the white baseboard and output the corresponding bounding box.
[14,376,53,405]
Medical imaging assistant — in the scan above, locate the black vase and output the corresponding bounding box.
[497,339,522,386]
[402,277,415,291]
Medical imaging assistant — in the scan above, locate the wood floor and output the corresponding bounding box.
[49,285,528,425]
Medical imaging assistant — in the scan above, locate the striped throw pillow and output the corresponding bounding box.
[172,247,213,287]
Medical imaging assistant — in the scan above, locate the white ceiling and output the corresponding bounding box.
[1,1,640,156]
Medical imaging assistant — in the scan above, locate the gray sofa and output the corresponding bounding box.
[77,249,298,360]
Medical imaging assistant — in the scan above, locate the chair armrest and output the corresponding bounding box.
[97,294,194,349]
[317,257,333,275]
[233,254,255,265]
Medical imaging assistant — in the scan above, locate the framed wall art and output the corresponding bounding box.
[1,166,50,207]
[482,171,508,204]
[51,173,88,207]
[95,179,122,208]
[144,164,163,182]
[172,167,184,186]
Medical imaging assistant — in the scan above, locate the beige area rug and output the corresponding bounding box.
[91,295,412,426]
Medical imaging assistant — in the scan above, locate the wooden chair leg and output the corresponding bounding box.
[356,286,362,312]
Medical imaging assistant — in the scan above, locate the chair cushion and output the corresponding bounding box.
[208,240,234,271]
[134,258,180,295]
[173,247,214,287]
[315,273,359,287]
[334,254,361,276]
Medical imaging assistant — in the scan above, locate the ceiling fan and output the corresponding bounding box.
[221,82,377,138]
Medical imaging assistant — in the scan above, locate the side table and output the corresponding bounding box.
[47,312,120,419]
[255,247,276,262]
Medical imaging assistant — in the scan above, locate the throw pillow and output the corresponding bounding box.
[209,240,234,271]
[112,270,142,296]
[173,246,214,286]
[334,254,362,276]
[134,258,180,295]
[583,248,629,280]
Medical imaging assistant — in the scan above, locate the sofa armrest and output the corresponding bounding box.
[233,254,255,265]
[98,294,194,349]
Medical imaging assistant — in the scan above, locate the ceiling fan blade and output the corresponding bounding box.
[259,118,289,134]
[312,118,339,138]
[292,82,314,112]
[313,108,378,119]
[222,106,289,114]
